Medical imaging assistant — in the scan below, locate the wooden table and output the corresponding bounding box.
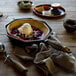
[0,0,76,76]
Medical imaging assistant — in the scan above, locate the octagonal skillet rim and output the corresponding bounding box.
[5,18,52,44]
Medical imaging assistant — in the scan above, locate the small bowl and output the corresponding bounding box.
[18,0,32,10]
[63,19,76,32]
[5,18,52,45]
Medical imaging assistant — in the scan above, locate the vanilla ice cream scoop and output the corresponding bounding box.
[18,23,33,36]
[51,3,61,8]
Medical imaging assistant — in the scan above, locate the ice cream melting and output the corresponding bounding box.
[18,23,33,36]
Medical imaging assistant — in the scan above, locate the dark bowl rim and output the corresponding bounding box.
[63,19,76,28]
[17,0,33,5]
[5,18,52,43]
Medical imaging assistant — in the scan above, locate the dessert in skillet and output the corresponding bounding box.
[11,23,44,40]
[18,23,33,37]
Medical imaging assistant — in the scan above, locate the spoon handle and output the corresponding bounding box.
[51,32,70,52]
[45,57,57,75]
[8,57,28,73]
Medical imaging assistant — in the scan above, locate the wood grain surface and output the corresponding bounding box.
[0,0,76,76]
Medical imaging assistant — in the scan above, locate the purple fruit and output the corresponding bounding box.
[11,26,44,40]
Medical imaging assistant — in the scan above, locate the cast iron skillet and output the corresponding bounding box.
[5,18,52,45]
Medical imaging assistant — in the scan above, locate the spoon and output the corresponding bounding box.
[0,42,28,73]
[34,50,57,75]
[45,32,71,53]
[0,42,5,53]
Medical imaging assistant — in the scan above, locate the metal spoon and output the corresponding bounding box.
[45,32,71,53]
[0,42,5,53]
[0,43,28,73]
[34,50,57,75]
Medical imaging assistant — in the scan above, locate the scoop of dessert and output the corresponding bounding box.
[18,23,33,37]
[51,3,61,8]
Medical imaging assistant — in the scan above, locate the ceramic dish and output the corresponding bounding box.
[18,0,32,10]
[63,19,76,32]
[33,4,66,18]
[5,18,52,44]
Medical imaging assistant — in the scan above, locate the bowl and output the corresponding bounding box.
[5,18,52,45]
[18,0,32,10]
[63,19,76,32]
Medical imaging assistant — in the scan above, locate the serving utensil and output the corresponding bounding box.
[34,50,56,75]
[0,42,5,53]
[15,54,33,62]
[36,64,50,76]
[4,54,28,73]
[25,44,38,56]
[45,32,71,53]
[0,43,28,73]
[39,42,47,52]
[50,49,76,72]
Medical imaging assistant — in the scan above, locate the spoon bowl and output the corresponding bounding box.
[0,42,5,53]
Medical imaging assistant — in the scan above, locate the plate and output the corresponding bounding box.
[33,4,66,18]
